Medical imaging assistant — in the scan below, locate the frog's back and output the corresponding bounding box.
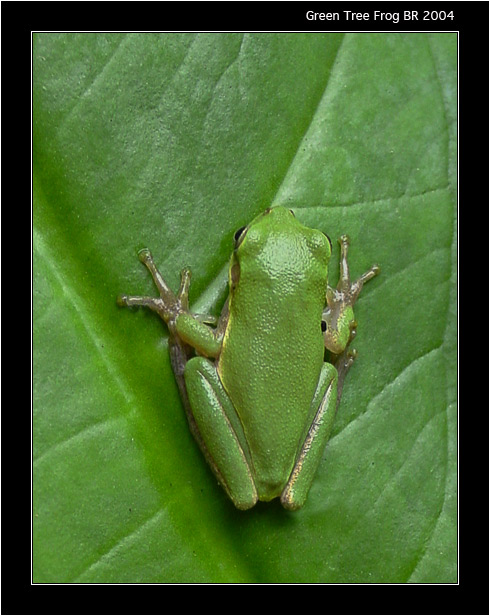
[217,208,329,500]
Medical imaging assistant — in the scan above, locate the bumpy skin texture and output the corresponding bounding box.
[217,208,330,500]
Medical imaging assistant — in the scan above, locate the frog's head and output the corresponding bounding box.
[233,207,295,249]
[230,206,331,291]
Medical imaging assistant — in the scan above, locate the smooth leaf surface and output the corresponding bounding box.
[33,32,457,583]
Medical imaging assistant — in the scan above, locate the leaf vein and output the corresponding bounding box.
[33,229,136,409]
[33,416,122,466]
[270,33,346,207]
[426,34,451,182]
[295,184,450,211]
[331,344,444,443]
[56,34,131,135]
[73,507,166,582]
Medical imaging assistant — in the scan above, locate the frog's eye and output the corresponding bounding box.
[289,209,296,217]
[234,226,247,246]
[321,320,327,332]
[323,233,332,251]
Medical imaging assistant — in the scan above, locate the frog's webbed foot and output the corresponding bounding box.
[322,235,379,359]
[331,234,380,309]
[117,249,191,337]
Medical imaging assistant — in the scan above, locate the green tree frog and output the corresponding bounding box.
[118,207,379,510]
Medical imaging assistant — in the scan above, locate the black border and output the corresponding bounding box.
[2,0,487,611]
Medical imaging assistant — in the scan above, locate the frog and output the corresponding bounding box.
[117,206,379,510]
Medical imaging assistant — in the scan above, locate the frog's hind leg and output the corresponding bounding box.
[184,357,258,510]
[281,362,338,511]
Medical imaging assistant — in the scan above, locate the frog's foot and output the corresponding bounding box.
[117,249,191,335]
[322,235,379,356]
[336,234,380,303]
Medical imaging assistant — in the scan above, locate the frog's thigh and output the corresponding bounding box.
[184,357,258,510]
[281,362,338,510]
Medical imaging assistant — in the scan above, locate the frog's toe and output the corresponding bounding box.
[137,248,152,263]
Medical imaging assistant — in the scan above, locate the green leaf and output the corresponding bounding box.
[33,32,456,583]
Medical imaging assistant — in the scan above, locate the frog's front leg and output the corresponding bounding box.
[323,235,380,397]
[118,249,225,375]
[117,249,238,493]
